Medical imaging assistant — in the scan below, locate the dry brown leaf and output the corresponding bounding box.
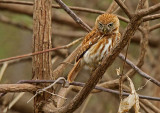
[118,76,140,113]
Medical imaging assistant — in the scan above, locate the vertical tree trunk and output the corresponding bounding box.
[32,0,52,112]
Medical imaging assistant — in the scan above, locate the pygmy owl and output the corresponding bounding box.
[68,13,121,82]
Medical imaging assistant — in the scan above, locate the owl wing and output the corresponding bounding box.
[81,29,97,45]
[76,32,121,62]
[76,33,103,62]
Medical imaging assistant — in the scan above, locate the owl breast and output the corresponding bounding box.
[83,38,112,68]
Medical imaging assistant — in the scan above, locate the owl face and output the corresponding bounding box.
[95,13,119,34]
[97,22,114,34]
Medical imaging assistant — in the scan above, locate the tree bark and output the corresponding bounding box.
[32,0,52,112]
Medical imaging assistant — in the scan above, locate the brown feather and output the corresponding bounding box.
[67,58,83,83]
[76,32,103,62]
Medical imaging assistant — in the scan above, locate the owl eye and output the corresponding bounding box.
[108,23,113,27]
[98,22,103,27]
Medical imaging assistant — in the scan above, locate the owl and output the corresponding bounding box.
[68,13,121,82]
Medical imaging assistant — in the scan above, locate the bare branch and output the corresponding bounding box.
[3,92,25,113]
[138,3,160,17]
[149,23,160,32]
[0,84,38,92]
[143,13,160,22]
[0,46,66,63]
[114,0,132,18]
[54,0,91,32]
[106,0,126,13]
[136,0,147,11]
[141,100,160,113]
[0,0,104,14]
[119,54,160,87]
[0,37,83,64]
[140,102,154,113]
[0,62,8,81]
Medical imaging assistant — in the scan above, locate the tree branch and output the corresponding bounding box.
[138,3,160,17]
[143,13,160,22]
[119,53,160,86]
[114,0,132,18]
[0,84,38,92]
[0,0,104,14]
[149,23,160,32]
[54,0,91,32]
[0,46,67,64]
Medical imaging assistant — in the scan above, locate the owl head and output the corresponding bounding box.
[95,13,119,34]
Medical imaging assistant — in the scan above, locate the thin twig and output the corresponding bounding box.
[0,0,104,14]
[141,99,160,113]
[0,62,8,81]
[27,77,67,103]
[106,0,126,13]
[136,0,147,12]
[143,13,160,22]
[114,0,132,18]
[119,53,160,87]
[54,0,91,32]
[0,37,82,64]
[140,102,153,113]
[119,38,131,100]
[0,46,65,63]
[3,92,25,113]
[149,23,160,32]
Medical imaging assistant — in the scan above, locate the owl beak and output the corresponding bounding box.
[103,27,110,34]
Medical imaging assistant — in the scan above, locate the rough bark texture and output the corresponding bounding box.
[32,0,52,112]
[0,84,38,92]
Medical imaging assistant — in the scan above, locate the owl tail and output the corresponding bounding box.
[67,59,83,83]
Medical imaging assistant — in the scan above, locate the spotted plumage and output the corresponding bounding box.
[68,13,121,82]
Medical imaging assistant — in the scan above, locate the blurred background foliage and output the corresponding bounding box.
[0,0,160,113]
